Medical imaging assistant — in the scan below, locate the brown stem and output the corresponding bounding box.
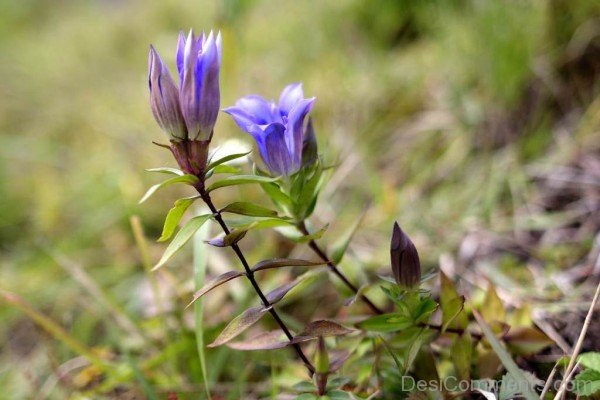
[298,221,384,315]
[198,188,314,375]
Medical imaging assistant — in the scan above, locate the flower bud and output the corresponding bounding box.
[148,46,187,141]
[314,336,329,395]
[178,30,221,141]
[390,222,421,288]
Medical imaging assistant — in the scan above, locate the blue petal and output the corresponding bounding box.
[278,82,304,116]
[176,31,186,81]
[232,95,278,125]
[263,123,293,176]
[222,107,258,132]
[285,97,315,171]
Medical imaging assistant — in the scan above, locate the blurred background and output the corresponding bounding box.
[0,0,599,398]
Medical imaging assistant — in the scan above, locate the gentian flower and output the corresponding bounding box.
[223,83,316,176]
[390,222,421,288]
[148,30,221,178]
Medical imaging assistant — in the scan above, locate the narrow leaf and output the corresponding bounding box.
[442,296,466,332]
[330,211,366,264]
[187,271,245,307]
[219,202,279,218]
[481,283,506,323]
[206,175,278,192]
[158,196,199,242]
[451,332,472,381]
[139,174,199,204]
[440,272,468,330]
[356,313,413,333]
[252,258,325,272]
[206,151,251,172]
[472,308,539,400]
[145,167,185,176]
[300,320,354,337]
[153,214,211,271]
[265,280,301,305]
[208,306,270,347]
[226,330,291,351]
[207,229,247,247]
[295,224,328,243]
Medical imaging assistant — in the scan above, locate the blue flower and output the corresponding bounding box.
[223,83,316,176]
[148,30,221,142]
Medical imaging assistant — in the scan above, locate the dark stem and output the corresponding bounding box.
[198,187,315,375]
[298,221,384,315]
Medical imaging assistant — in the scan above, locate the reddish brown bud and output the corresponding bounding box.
[170,139,210,179]
[390,222,421,288]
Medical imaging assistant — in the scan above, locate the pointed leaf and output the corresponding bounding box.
[300,320,354,337]
[231,218,295,231]
[573,369,600,396]
[206,151,251,172]
[158,196,199,242]
[356,313,413,333]
[260,182,293,212]
[481,283,506,323]
[219,202,279,218]
[330,211,366,264]
[210,164,241,174]
[252,258,325,272]
[153,214,211,271]
[145,167,184,176]
[295,224,328,243]
[187,271,245,307]
[265,280,301,305]
[451,332,472,381]
[329,351,351,373]
[139,174,199,204]
[343,284,368,307]
[207,229,247,247]
[206,175,279,192]
[208,305,270,347]
[226,330,294,351]
[442,296,466,332]
[440,272,468,330]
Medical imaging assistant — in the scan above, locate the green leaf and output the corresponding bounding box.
[451,332,472,381]
[187,271,245,307]
[219,202,279,218]
[573,368,600,396]
[442,296,466,332]
[210,164,241,174]
[293,381,316,393]
[145,167,184,176]
[330,212,366,264]
[206,175,278,192]
[440,272,468,330]
[252,258,326,272]
[231,218,295,231]
[153,214,211,271]
[139,174,199,204]
[265,280,302,305]
[260,182,293,213]
[158,196,199,242]
[206,151,251,172]
[208,305,270,347]
[207,229,247,247]
[325,390,352,399]
[295,224,328,243]
[481,283,506,323]
[472,309,539,400]
[578,352,600,372]
[356,313,413,333]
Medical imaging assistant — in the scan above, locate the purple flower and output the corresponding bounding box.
[223,83,316,176]
[148,46,187,140]
[390,222,421,288]
[148,30,221,142]
[178,30,222,141]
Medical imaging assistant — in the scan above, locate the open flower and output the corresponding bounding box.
[223,83,316,176]
[148,29,221,142]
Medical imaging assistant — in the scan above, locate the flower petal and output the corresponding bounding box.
[286,97,315,171]
[278,82,304,116]
[263,123,294,176]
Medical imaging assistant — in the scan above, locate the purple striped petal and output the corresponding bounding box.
[278,82,304,116]
[286,97,315,171]
[263,123,294,176]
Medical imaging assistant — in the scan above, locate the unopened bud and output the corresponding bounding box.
[390,222,421,288]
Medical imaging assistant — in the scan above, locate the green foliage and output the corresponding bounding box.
[153,214,212,270]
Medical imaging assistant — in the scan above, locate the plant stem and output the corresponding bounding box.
[198,188,315,375]
[298,221,384,315]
